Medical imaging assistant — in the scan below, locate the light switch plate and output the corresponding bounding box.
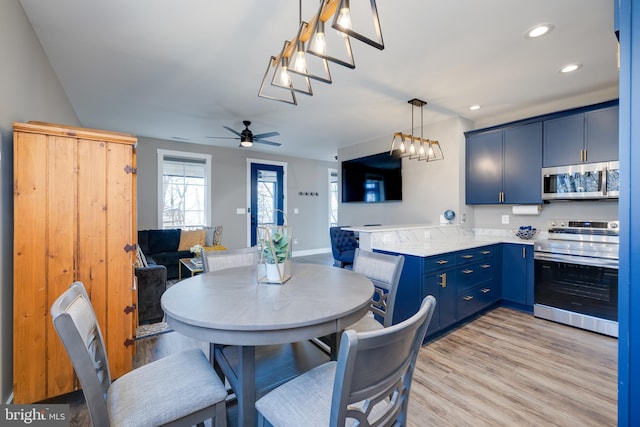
[501,215,510,224]
[236,208,246,215]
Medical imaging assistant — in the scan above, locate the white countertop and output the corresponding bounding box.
[373,235,535,257]
[344,224,540,257]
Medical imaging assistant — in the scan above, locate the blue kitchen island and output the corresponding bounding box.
[346,224,536,341]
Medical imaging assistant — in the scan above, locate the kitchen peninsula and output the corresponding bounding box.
[346,224,537,340]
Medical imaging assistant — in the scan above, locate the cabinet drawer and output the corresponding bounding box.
[457,284,497,320]
[457,262,493,291]
[457,246,494,265]
[424,253,457,272]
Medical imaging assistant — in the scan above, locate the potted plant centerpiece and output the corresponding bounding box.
[258,226,292,284]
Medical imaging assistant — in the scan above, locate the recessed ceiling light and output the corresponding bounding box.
[526,23,554,38]
[560,63,583,73]
[469,105,481,111]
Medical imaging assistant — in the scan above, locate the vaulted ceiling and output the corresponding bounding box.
[20,0,619,161]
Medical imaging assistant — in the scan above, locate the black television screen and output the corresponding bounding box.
[342,152,402,203]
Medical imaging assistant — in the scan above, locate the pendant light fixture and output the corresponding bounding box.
[390,98,444,162]
[259,0,384,104]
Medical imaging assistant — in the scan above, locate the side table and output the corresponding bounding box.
[178,258,203,280]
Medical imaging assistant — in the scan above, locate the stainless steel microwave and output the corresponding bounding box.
[542,161,619,200]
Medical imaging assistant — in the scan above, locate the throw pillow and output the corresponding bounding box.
[213,226,223,245]
[178,229,206,251]
[204,225,223,246]
[135,244,148,268]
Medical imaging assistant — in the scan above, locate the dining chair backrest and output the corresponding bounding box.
[51,282,112,426]
[351,248,405,327]
[202,246,258,273]
[332,295,436,426]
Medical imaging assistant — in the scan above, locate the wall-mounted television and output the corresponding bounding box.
[342,151,402,203]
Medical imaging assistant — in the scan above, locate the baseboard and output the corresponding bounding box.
[291,248,331,257]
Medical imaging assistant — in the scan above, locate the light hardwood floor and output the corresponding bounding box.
[409,307,617,427]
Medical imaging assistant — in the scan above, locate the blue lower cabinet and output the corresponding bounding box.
[383,252,423,325]
[502,243,534,308]
[423,268,456,336]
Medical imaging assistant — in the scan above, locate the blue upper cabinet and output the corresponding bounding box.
[503,123,543,204]
[466,123,542,205]
[585,106,619,163]
[543,104,619,167]
[543,114,584,167]
[466,129,503,204]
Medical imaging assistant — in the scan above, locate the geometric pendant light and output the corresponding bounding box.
[306,0,356,69]
[258,56,298,105]
[289,21,333,84]
[331,0,384,50]
[390,98,444,162]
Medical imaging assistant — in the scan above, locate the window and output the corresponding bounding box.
[329,168,338,227]
[257,169,278,226]
[157,150,211,229]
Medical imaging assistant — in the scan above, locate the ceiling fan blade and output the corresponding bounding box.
[222,126,243,137]
[206,136,240,140]
[255,140,282,147]
[253,131,280,139]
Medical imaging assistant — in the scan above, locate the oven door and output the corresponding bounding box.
[534,255,618,322]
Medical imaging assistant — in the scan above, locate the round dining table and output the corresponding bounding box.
[161,263,373,426]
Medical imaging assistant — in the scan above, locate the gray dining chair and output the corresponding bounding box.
[202,246,258,273]
[255,295,436,427]
[51,282,228,427]
[349,248,405,331]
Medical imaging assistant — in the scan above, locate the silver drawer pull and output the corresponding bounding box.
[481,288,491,293]
[462,269,473,274]
[481,250,491,255]
[463,295,474,301]
[436,260,449,265]
[481,264,491,269]
[462,255,474,259]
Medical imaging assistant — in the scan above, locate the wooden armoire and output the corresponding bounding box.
[13,122,138,403]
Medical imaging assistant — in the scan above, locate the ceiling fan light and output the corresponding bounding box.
[240,137,253,147]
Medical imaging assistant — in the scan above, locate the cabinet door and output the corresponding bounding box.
[543,114,584,167]
[423,269,456,336]
[391,254,423,325]
[585,106,619,162]
[503,123,543,204]
[502,243,534,306]
[466,129,503,204]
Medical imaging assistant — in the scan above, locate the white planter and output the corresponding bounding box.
[266,262,286,282]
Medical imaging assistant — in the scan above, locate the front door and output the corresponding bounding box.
[250,162,285,246]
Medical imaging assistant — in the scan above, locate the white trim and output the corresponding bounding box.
[246,158,288,247]
[292,248,332,257]
[157,149,212,228]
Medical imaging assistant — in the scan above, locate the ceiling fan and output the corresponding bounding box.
[207,120,281,147]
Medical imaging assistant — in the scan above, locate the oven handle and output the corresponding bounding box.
[534,252,619,269]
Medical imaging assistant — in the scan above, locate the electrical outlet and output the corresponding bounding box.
[501,215,510,224]
[293,238,298,245]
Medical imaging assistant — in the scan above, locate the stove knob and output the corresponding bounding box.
[611,222,619,229]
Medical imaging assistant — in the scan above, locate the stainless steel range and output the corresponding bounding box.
[533,220,619,337]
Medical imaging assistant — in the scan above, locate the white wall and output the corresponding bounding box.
[338,116,473,227]
[0,0,80,403]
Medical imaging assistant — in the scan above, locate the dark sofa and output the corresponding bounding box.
[138,229,194,280]
[135,261,167,324]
